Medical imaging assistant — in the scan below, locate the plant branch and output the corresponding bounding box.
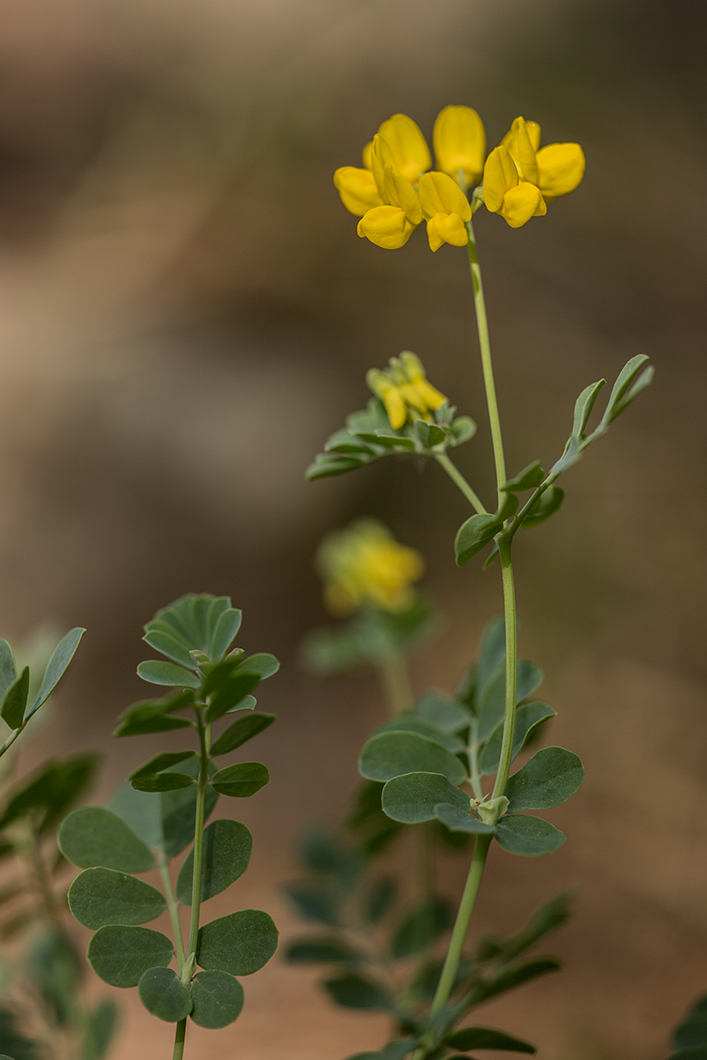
[433,453,488,515]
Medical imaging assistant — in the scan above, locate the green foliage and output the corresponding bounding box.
[390,898,453,959]
[1,667,29,730]
[494,815,565,857]
[504,747,584,812]
[301,600,436,676]
[359,733,466,785]
[189,970,244,1029]
[196,910,279,975]
[324,973,393,1011]
[0,754,98,834]
[210,762,270,797]
[668,995,707,1058]
[176,820,252,904]
[68,868,167,929]
[444,1026,535,1052]
[138,967,192,1022]
[381,772,471,824]
[88,926,174,987]
[210,712,275,755]
[59,806,155,872]
[479,703,556,776]
[307,398,476,480]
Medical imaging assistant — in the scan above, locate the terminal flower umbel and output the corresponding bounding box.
[316,518,425,616]
[366,352,447,430]
[433,105,486,188]
[483,116,585,228]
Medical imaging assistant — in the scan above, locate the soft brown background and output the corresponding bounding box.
[0,0,704,1057]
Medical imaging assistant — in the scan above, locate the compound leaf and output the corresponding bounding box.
[189,970,244,1029]
[197,909,278,975]
[138,967,192,1022]
[177,820,252,905]
[59,806,155,872]
[68,868,166,929]
[88,925,173,988]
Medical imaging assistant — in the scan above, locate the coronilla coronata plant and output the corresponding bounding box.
[308,103,652,1060]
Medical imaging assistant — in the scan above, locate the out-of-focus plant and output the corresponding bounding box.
[304,105,652,1059]
[59,595,279,1060]
[665,996,707,1059]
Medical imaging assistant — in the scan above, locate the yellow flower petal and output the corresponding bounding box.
[398,383,428,416]
[535,142,586,199]
[362,141,373,170]
[482,145,519,213]
[418,171,471,222]
[499,182,546,228]
[400,352,448,409]
[433,105,486,186]
[357,206,416,250]
[365,369,408,428]
[383,165,423,225]
[333,166,384,217]
[426,213,469,251]
[502,117,538,184]
[376,113,431,184]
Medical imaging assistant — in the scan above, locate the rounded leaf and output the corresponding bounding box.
[68,867,166,929]
[211,762,270,798]
[197,909,278,975]
[495,814,565,857]
[88,925,173,987]
[505,746,584,812]
[176,819,252,905]
[382,771,470,824]
[138,966,192,1022]
[189,970,244,1028]
[59,807,155,872]
[359,732,466,786]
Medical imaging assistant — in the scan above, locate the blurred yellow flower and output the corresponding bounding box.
[317,519,425,616]
[484,116,585,227]
[366,352,447,430]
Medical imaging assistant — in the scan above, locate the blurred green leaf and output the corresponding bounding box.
[132,773,195,793]
[211,762,270,798]
[0,643,16,703]
[413,690,472,733]
[455,514,503,566]
[142,630,198,671]
[366,878,397,923]
[138,967,192,1022]
[88,925,173,987]
[502,462,545,492]
[444,1027,535,1053]
[372,717,465,754]
[210,609,243,663]
[359,733,466,786]
[137,661,201,689]
[470,957,560,1004]
[130,751,197,782]
[110,785,163,851]
[177,819,252,904]
[479,703,556,776]
[68,867,166,929]
[0,754,98,833]
[210,713,275,756]
[189,970,244,1029]
[160,761,219,857]
[495,815,565,857]
[390,897,452,958]
[197,910,278,975]
[285,938,364,964]
[500,890,574,960]
[114,689,195,737]
[1,668,29,730]
[81,999,119,1060]
[674,1021,707,1050]
[59,807,155,872]
[435,804,495,835]
[382,772,470,824]
[520,486,565,530]
[0,1006,41,1060]
[323,972,392,1010]
[285,883,339,926]
[477,661,544,743]
[505,747,584,812]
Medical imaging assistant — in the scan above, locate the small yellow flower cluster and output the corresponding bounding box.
[333,107,585,247]
[316,518,425,617]
[366,352,447,430]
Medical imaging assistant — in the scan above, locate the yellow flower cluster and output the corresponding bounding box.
[366,352,447,430]
[317,518,425,617]
[333,107,585,246]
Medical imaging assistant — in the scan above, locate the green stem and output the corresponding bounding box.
[186,711,210,963]
[467,718,483,801]
[172,1018,187,1060]
[492,534,518,797]
[416,822,435,903]
[433,453,487,515]
[158,849,186,973]
[466,217,507,501]
[375,650,413,716]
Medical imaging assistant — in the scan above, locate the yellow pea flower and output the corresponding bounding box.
[317,518,425,617]
[375,114,431,185]
[419,171,472,251]
[399,351,447,411]
[357,163,423,250]
[485,116,585,228]
[433,105,486,187]
[367,353,447,429]
[333,143,383,217]
[366,369,407,429]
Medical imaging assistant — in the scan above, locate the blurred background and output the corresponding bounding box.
[0,0,704,1056]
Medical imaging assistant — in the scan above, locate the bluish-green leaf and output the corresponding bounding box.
[176,819,252,904]
[372,716,465,754]
[160,760,219,857]
[1,667,29,730]
[521,486,565,530]
[471,958,560,1003]
[674,1021,707,1050]
[68,868,166,929]
[455,514,503,566]
[475,617,507,703]
[189,970,244,1029]
[413,690,472,733]
[224,694,257,715]
[477,660,544,742]
[445,1027,535,1052]
[59,807,155,872]
[324,973,392,1011]
[435,803,495,834]
[359,733,466,786]
[129,751,197,782]
[382,771,470,824]
[502,462,545,492]
[82,998,119,1060]
[210,610,243,664]
[138,967,192,1022]
[211,762,270,798]
[142,629,198,670]
[495,814,565,856]
[131,772,196,793]
[197,909,278,975]
[390,897,452,958]
[479,703,556,776]
[210,713,275,756]
[285,938,364,964]
[114,688,194,737]
[110,785,163,851]
[136,661,201,689]
[88,925,173,987]
[0,641,16,701]
[29,627,85,715]
[505,746,584,811]
[285,883,339,927]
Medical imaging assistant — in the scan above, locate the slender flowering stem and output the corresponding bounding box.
[376,650,413,716]
[158,849,186,973]
[434,452,488,515]
[492,533,518,797]
[172,1019,186,1060]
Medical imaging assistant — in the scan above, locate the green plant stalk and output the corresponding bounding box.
[158,849,186,973]
[414,221,520,1050]
[173,708,211,1060]
[433,453,488,515]
[375,649,413,716]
